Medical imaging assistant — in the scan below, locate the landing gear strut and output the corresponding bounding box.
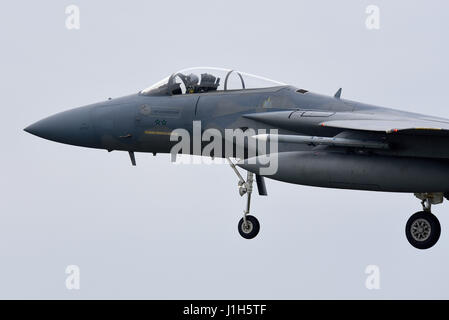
[405,193,442,249]
[228,158,260,239]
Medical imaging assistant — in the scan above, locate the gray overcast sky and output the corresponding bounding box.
[1,0,449,299]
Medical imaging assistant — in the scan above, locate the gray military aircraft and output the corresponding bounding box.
[25,67,449,249]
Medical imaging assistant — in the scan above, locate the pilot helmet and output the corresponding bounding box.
[187,73,199,85]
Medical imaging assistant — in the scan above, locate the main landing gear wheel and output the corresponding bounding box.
[405,211,441,250]
[238,215,260,239]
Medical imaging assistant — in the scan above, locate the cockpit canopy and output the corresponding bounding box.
[140,67,286,96]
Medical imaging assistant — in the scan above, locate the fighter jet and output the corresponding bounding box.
[24,67,449,249]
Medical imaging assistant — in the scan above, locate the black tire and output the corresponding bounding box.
[405,211,441,249]
[238,215,260,239]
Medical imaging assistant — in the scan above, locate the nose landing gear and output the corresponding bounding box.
[228,158,261,239]
[405,193,443,249]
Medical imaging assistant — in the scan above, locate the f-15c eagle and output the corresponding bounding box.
[25,67,449,249]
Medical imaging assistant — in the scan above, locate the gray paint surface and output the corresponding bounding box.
[2,0,449,299]
[23,81,449,193]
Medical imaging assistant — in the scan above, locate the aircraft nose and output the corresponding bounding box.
[24,106,98,148]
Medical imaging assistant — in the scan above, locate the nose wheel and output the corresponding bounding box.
[227,158,263,239]
[406,193,442,249]
[238,215,260,239]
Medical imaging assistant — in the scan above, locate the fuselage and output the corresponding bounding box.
[25,85,449,193]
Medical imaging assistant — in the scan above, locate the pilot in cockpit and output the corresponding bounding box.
[184,73,199,93]
[181,73,220,94]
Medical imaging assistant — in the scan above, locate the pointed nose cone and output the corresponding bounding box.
[24,106,98,148]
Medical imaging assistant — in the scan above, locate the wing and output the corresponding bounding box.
[243,110,449,158]
[243,110,449,136]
